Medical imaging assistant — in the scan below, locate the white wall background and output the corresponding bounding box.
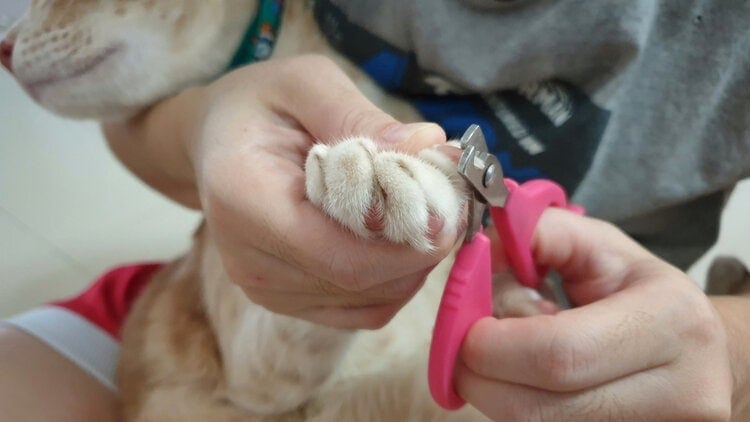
[0,70,200,316]
[0,0,28,32]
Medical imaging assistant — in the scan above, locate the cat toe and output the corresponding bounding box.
[304,137,463,252]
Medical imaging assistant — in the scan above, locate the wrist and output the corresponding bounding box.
[158,86,208,187]
[711,295,750,420]
[178,86,212,177]
[103,86,208,209]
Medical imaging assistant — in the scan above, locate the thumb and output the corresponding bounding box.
[525,208,655,305]
[269,55,446,151]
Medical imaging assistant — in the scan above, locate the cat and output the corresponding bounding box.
[2,1,543,420]
[6,1,747,420]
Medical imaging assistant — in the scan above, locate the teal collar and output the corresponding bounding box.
[227,0,285,70]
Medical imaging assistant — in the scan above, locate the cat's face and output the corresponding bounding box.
[1,0,256,121]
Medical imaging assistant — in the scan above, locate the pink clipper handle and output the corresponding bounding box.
[428,178,584,410]
[492,179,583,289]
[428,231,493,410]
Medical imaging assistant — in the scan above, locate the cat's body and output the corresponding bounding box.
[118,220,473,421]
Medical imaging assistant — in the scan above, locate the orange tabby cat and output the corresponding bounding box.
[3,2,508,420]
[14,1,744,420]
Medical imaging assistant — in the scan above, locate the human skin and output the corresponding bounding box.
[104,55,453,329]
[2,209,747,420]
[0,324,117,422]
[0,55,451,421]
[103,54,750,419]
[458,208,750,421]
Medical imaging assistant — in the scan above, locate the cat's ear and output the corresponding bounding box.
[305,137,378,239]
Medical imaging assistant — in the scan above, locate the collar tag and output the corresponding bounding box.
[227,0,285,70]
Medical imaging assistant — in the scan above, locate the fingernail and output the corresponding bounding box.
[382,122,435,144]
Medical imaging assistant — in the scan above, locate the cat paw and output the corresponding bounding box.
[305,137,464,252]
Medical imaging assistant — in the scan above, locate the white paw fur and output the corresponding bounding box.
[305,137,463,252]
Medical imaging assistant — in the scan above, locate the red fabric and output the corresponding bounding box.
[52,263,164,340]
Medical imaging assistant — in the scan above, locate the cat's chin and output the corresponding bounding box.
[11,47,144,120]
[20,86,139,121]
[39,99,143,122]
[17,44,124,96]
[32,90,145,122]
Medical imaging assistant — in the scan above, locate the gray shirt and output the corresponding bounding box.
[321,0,750,269]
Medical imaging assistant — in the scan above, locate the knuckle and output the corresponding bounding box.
[359,318,388,330]
[696,401,731,422]
[565,390,629,422]
[671,285,726,347]
[501,396,537,422]
[461,328,496,376]
[361,274,426,304]
[309,276,347,297]
[324,249,381,292]
[341,107,387,138]
[589,218,624,238]
[678,391,731,422]
[358,306,398,330]
[262,222,306,270]
[241,286,275,309]
[686,310,725,350]
[539,332,592,390]
[694,403,731,421]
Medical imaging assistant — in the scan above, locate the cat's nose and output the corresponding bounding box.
[0,38,14,72]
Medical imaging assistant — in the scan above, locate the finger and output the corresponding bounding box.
[461,270,695,392]
[205,153,455,293]
[289,267,437,330]
[244,286,402,321]
[292,298,413,330]
[265,55,446,149]
[454,360,727,421]
[215,178,457,293]
[518,207,655,304]
[389,123,447,155]
[234,247,432,310]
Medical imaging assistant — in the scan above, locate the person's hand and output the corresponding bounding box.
[457,208,742,420]
[190,55,456,329]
